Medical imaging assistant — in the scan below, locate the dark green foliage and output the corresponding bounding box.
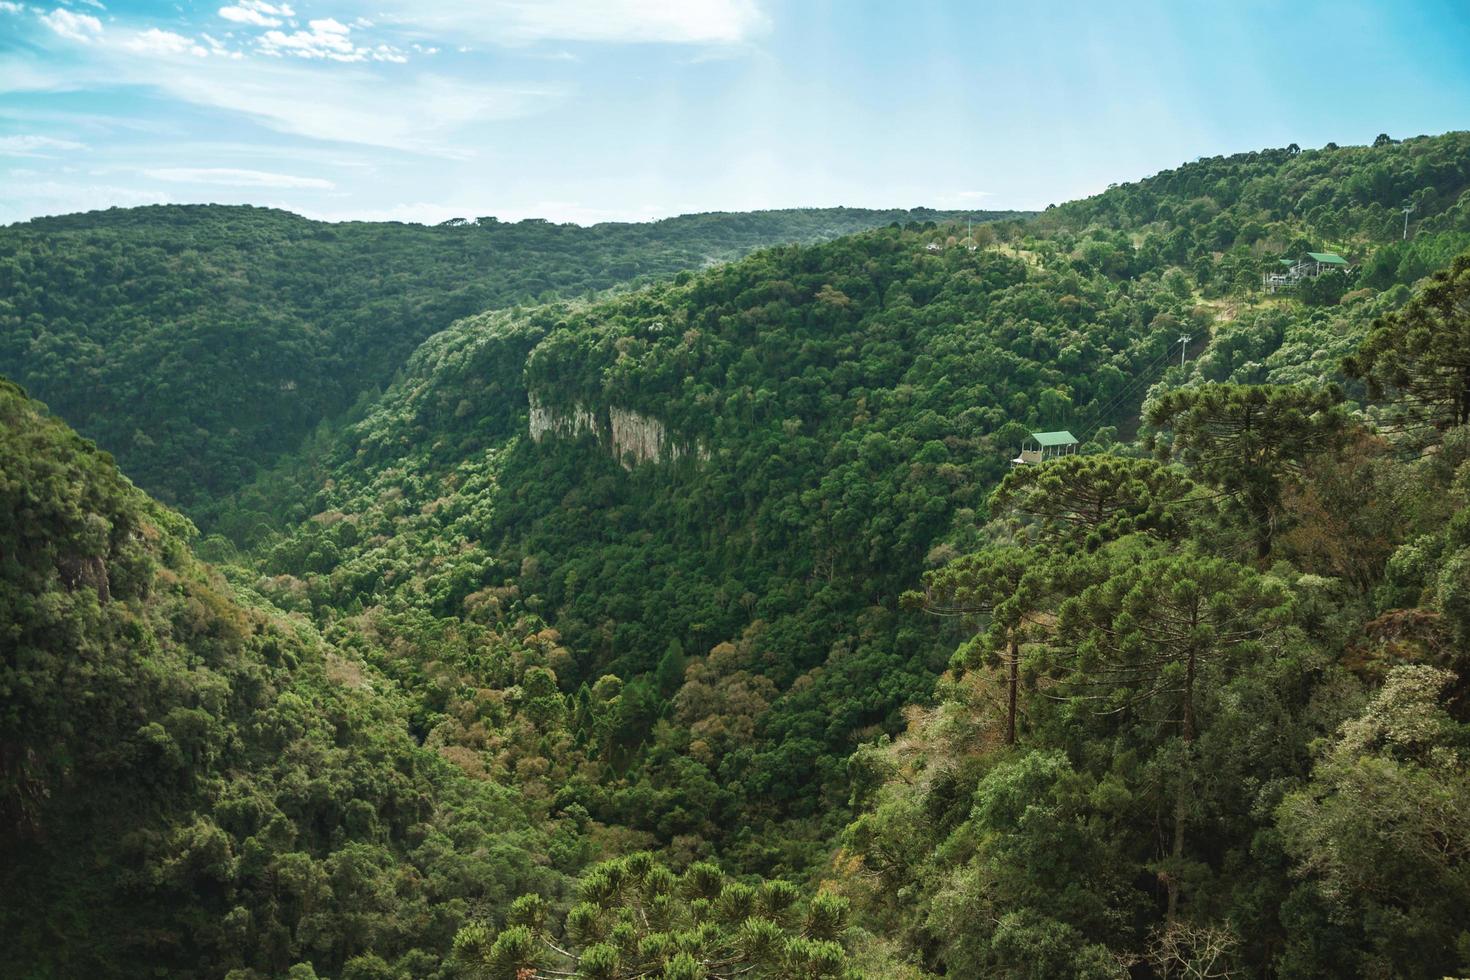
[8,132,1470,979]
[1345,250,1470,429]
[1146,384,1347,558]
[1045,132,1470,246]
[229,221,1192,857]
[1276,666,1470,978]
[0,381,560,978]
[0,204,1009,511]
[988,453,1196,548]
[844,272,1470,978]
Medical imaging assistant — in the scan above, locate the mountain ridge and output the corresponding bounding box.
[0,203,1019,512]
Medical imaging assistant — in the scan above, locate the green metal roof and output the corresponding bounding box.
[1032,430,1078,447]
[1306,251,1348,265]
[1279,258,1296,266]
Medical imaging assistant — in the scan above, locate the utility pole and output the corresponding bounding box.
[1402,203,1415,241]
[1178,334,1190,368]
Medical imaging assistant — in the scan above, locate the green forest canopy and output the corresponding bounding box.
[0,203,1014,510]
[4,132,1470,978]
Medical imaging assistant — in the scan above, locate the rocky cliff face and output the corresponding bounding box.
[528,393,596,443]
[528,392,704,468]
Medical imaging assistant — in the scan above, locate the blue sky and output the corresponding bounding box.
[1,0,1467,225]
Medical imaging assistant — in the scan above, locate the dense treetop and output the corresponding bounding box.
[0,380,577,977]
[0,203,1009,510]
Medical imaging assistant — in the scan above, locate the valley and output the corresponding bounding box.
[4,132,1470,978]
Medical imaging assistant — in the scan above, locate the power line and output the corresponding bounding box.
[1073,341,1179,440]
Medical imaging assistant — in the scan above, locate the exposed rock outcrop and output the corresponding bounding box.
[528,392,705,469]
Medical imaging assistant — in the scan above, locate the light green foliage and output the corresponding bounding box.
[459,854,855,979]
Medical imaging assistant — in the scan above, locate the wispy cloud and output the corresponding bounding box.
[373,0,771,45]
[39,8,102,42]
[0,30,559,153]
[0,134,87,156]
[0,180,171,224]
[218,1,293,29]
[142,167,335,189]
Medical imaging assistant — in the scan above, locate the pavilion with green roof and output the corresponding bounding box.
[1012,430,1079,466]
[1301,251,1349,272]
[1263,250,1352,292]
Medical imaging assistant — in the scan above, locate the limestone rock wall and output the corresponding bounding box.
[528,391,596,442]
[528,391,704,468]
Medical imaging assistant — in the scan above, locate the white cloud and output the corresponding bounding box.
[143,166,335,189]
[0,51,556,152]
[218,1,294,28]
[39,8,103,42]
[121,28,209,58]
[0,134,87,156]
[375,0,770,45]
[0,5,562,154]
[257,17,407,63]
[0,2,25,14]
[199,33,244,58]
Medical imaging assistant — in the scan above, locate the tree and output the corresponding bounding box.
[456,854,853,979]
[1058,553,1291,920]
[655,638,688,697]
[1275,430,1408,594]
[903,547,1058,745]
[1373,133,1394,147]
[1276,666,1470,978]
[988,454,1196,549]
[1344,252,1470,430]
[1146,384,1347,558]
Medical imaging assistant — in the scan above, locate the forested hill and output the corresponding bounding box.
[7,132,1470,979]
[0,203,1013,512]
[218,132,1470,876]
[0,375,866,980]
[1040,131,1470,281]
[0,379,564,976]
